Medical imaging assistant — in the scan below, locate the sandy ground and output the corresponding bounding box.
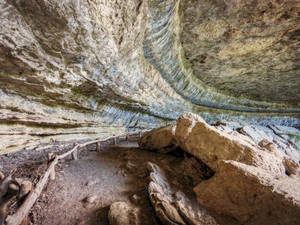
[1,141,183,225]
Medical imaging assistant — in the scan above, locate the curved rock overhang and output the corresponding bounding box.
[0,0,299,152]
[144,0,300,113]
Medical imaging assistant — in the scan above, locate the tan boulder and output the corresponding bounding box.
[140,113,300,224]
[194,160,300,225]
[175,113,300,224]
[139,124,177,153]
[147,162,218,225]
[175,113,298,175]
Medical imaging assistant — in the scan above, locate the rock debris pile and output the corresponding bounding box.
[135,113,300,225]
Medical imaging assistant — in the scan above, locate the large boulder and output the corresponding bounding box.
[139,124,177,153]
[175,113,300,225]
[194,160,300,225]
[175,113,299,175]
[142,112,300,225]
[147,162,218,225]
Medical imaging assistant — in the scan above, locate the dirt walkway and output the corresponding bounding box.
[2,141,183,225]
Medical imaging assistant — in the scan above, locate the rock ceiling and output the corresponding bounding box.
[0,0,299,152]
[181,0,300,104]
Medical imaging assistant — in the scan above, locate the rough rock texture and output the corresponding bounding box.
[147,162,219,225]
[0,0,174,152]
[144,0,300,113]
[194,160,300,225]
[138,124,176,153]
[108,201,141,225]
[238,125,300,162]
[0,0,299,153]
[175,113,300,172]
[180,0,300,104]
[140,113,300,225]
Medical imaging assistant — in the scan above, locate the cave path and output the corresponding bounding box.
[26,141,180,225]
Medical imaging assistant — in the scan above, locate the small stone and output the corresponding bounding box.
[108,201,139,225]
[85,180,98,186]
[8,183,19,192]
[83,195,97,204]
[17,180,32,200]
[130,194,142,205]
[0,171,4,180]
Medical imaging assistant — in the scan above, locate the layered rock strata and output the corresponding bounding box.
[0,0,299,153]
[147,161,219,225]
[180,0,300,104]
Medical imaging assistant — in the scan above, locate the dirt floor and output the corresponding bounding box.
[1,140,185,225]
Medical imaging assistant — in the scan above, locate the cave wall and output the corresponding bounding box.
[180,0,300,104]
[0,0,299,153]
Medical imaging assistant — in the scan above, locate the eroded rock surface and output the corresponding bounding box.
[140,113,300,225]
[0,0,299,153]
[138,124,177,153]
[108,201,141,225]
[175,113,299,173]
[194,160,300,225]
[147,162,218,225]
[180,0,300,104]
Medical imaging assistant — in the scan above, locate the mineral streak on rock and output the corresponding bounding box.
[0,0,299,152]
[180,0,300,105]
[143,0,300,112]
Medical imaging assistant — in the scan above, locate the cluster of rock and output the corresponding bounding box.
[135,113,300,225]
